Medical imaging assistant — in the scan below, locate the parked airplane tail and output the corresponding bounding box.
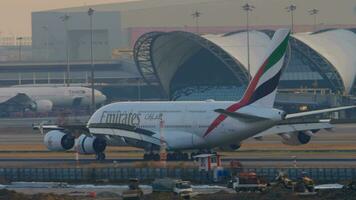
[239,29,290,108]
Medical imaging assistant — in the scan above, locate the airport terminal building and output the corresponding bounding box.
[1,0,354,116]
[132,29,356,114]
[31,0,356,61]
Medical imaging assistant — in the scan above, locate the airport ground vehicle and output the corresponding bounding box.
[275,171,294,189]
[35,29,355,161]
[275,171,316,194]
[173,181,193,199]
[231,172,268,192]
[294,173,315,193]
[152,178,192,199]
[122,178,143,200]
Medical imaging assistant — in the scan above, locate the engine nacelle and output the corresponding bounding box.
[76,134,107,154]
[219,144,241,151]
[44,130,75,151]
[34,100,53,112]
[281,131,312,146]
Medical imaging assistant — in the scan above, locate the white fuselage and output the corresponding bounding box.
[0,86,106,107]
[88,101,284,150]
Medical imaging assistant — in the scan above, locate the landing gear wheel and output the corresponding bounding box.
[96,152,106,161]
[143,153,149,161]
[190,152,196,160]
[183,153,189,161]
[167,153,172,161]
[153,154,160,161]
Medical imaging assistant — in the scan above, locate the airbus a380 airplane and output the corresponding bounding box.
[36,29,355,161]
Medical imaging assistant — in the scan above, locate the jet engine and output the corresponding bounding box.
[219,143,241,151]
[33,100,53,112]
[76,135,107,154]
[44,130,75,151]
[280,130,317,146]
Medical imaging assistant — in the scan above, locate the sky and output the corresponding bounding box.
[0,0,136,36]
[1,0,356,37]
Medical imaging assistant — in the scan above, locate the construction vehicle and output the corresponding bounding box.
[343,181,356,191]
[274,171,317,195]
[231,172,268,192]
[275,171,294,189]
[122,178,143,200]
[294,172,315,194]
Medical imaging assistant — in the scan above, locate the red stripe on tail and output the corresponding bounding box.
[203,59,269,137]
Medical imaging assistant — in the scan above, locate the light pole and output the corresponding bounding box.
[42,25,49,61]
[285,5,296,33]
[60,14,71,86]
[88,8,95,113]
[16,37,23,61]
[192,10,202,34]
[242,3,255,81]
[308,9,319,32]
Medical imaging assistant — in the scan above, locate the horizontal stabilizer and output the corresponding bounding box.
[286,105,356,119]
[214,109,269,122]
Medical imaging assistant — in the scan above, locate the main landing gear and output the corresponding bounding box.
[143,152,189,161]
[95,152,106,161]
[143,151,215,161]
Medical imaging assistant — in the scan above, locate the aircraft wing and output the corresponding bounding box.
[88,123,161,146]
[214,109,269,122]
[33,123,89,135]
[34,123,161,147]
[253,121,333,139]
[286,105,356,119]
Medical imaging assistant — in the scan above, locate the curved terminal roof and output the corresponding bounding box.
[203,31,272,77]
[293,29,356,94]
[134,30,272,96]
[134,29,356,97]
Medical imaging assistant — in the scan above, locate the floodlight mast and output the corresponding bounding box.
[308,9,319,32]
[242,3,255,81]
[88,8,96,114]
[16,37,23,61]
[286,5,296,33]
[60,14,71,87]
[192,10,202,34]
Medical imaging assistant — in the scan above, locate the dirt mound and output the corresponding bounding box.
[0,189,29,200]
[192,186,356,200]
[0,189,77,200]
[142,192,174,200]
[31,193,76,200]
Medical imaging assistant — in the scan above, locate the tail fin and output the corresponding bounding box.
[203,29,290,137]
[239,29,290,108]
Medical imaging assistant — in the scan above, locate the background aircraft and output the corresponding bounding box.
[0,85,106,116]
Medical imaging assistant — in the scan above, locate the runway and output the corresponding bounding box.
[0,121,355,167]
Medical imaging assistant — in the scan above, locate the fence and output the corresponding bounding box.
[0,167,355,183]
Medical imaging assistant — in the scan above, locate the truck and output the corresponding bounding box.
[152,178,192,199]
[173,180,193,199]
[231,172,268,192]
